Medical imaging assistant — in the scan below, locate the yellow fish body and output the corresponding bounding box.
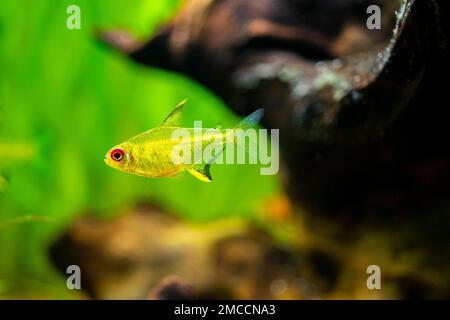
[104,100,263,182]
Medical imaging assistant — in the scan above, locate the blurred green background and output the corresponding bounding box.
[0,0,280,298]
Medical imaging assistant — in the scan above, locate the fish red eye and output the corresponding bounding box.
[111,149,125,162]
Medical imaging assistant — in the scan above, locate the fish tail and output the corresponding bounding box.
[231,108,264,142]
[226,108,264,141]
[228,108,264,157]
[233,108,264,131]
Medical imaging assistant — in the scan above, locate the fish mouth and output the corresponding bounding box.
[104,152,110,164]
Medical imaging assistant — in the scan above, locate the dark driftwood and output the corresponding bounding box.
[100,0,449,222]
[90,0,450,297]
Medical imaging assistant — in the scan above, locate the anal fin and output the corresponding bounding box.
[187,164,212,182]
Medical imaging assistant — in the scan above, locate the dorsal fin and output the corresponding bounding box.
[161,99,187,127]
[187,163,212,182]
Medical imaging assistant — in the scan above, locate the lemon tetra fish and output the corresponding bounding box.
[104,100,264,182]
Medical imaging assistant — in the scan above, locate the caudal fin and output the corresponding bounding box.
[234,108,264,130]
[230,108,264,161]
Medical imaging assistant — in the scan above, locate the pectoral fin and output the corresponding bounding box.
[187,164,212,182]
[161,99,187,127]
